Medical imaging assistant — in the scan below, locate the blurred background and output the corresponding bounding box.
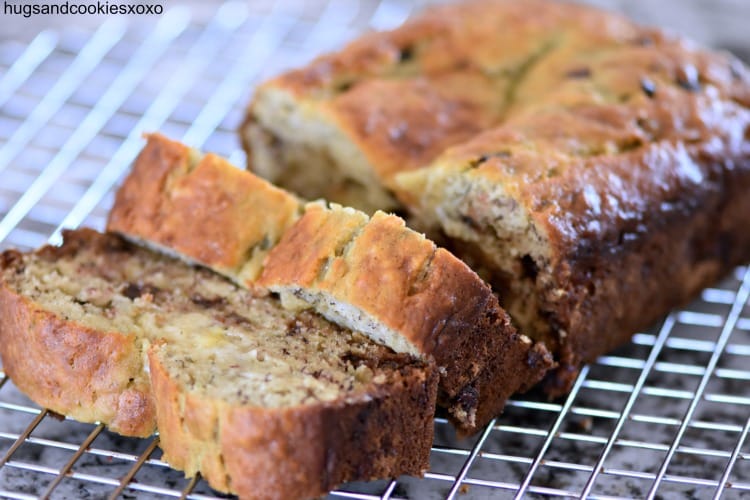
[1,1,750,499]
[3,0,749,58]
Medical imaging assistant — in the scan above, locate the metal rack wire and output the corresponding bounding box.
[1,1,749,498]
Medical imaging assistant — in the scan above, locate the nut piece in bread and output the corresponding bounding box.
[107,134,553,433]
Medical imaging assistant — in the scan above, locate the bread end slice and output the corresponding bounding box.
[0,230,156,437]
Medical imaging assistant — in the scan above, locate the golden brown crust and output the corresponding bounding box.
[149,347,438,500]
[256,203,369,290]
[326,74,500,180]
[0,233,155,438]
[108,133,301,275]
[261,207,441,353]
[244,0,643,192]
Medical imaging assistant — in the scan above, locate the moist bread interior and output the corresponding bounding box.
[2,233,419,408]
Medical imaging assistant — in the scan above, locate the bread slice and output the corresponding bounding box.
[0,229,437,497]
[241,0,750,393]
[149,330,435,499]
[107,134,553,433]
[0,229,158,437]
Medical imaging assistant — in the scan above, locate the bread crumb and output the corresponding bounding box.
[48,409,66,421]
[575,416,593,433]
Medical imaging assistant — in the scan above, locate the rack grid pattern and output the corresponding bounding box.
[1,1,750,498]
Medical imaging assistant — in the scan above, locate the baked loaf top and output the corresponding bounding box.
[394,8,750,259]
[108,134,553,433]
[248,0,624,179]
[245,0,749,212]
[0,229,437,498]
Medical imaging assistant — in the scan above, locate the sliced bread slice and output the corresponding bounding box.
[0,229,437,497]
[0,229,159,437]
[108,134,553,433]
[148,325,435,499]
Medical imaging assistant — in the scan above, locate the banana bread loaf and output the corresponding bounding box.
[0,229,437,498]
[241,0,750,393]
[107,134,553,433]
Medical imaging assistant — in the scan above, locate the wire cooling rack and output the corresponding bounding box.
[1,1,750,498]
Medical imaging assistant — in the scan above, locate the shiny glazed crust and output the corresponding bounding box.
[242,0,750,393]
[0,232,155,437]
[149,346,438,500]
[108,134,553,433]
